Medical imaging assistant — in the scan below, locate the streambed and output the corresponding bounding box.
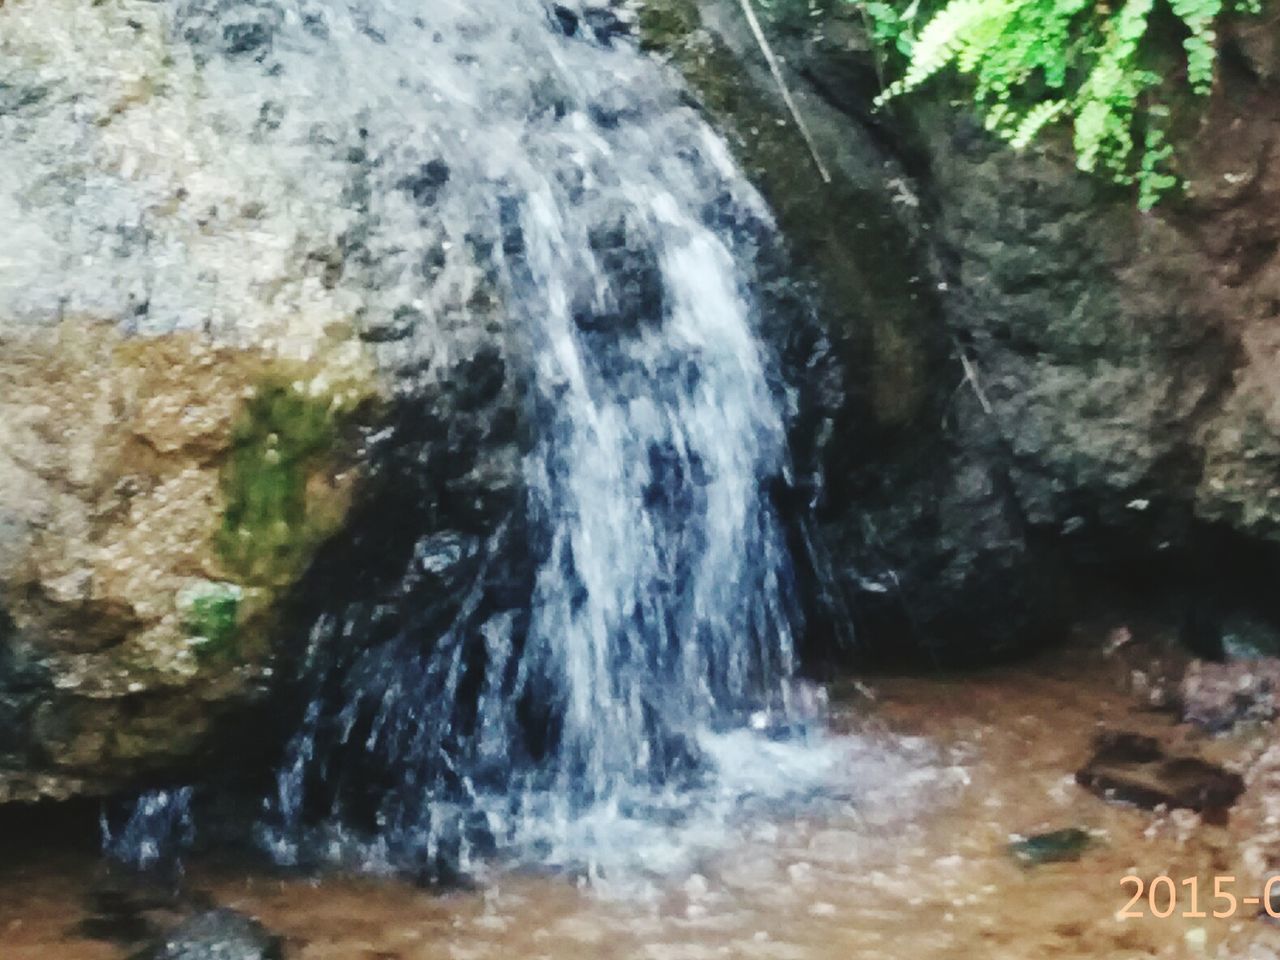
[4,629,1278,960]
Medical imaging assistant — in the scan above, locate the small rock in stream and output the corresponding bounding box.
[1076,732,1245,818]
[136,909,282,960]
[1180,658,1280,732]
[1008,827,1093,865]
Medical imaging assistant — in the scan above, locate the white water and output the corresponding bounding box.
[57,0,836,883]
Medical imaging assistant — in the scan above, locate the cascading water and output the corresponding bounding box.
[102,787,196,872]
[100,0,838,883]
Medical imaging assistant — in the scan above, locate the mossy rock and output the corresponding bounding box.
[177,581,242,665]
[215,378,358,588]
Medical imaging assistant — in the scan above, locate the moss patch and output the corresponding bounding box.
[178,581,242,664]
[216,378,351,587]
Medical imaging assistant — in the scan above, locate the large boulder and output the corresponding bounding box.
[0,0,523,799]
[637,0,1280,661]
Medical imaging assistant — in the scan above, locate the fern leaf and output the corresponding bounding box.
[1008,99,1067,148]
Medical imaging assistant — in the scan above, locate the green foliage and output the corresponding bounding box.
[859,0,1262,207]
[179,582,241,664]
[216,379,339,586]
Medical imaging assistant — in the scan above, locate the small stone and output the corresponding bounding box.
[1181,658,1280,732]
[1008,827,1093,865]
[1076,731,1245,816]
[141,909,282,960]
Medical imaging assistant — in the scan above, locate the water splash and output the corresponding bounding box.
[102,787,195,872]
[111,0,828,880]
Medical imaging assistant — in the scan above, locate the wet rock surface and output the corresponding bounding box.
[138,909,282,960]
[1180,658,1280,731]
[0,0,526,798]
[639,0,1280,662]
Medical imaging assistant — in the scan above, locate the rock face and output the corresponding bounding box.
[0,324,374,796]
[5,0,1279,800]
[0,0,524,799]
[1181,658,1280,732]
[637,0,1280,660]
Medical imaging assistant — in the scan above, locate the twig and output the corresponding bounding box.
[954,339,994,415]
[735,0,832,184]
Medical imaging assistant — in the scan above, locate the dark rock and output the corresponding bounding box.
[78,880,209,950]
[1220,613,1280,660]
[1181,598,1227,662]
[138,909,282,960]
[551,4,579,36]
[398,160,451,207]
[1181,658,1280,732]
[582,6,631,44]
[646,0,1280,665]
[450,348,506,412]
[222,22,272,56]
[1076,731,1245,815]
[579,206,664,333]
[77,913,158,945]
[359,306,421,345]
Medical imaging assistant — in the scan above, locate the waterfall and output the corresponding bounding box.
[90,0,827,882]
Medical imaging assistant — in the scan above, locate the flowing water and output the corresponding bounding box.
[81,0,825,881]
[18,2,1280,958]
[9,643,1280,959]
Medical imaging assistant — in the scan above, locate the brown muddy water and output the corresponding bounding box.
[5,626,1280,960]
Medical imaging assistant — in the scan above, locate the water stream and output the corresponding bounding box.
[93,0,831,883]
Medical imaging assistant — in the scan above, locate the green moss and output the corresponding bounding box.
[178,581,242,664]
[216,379,342,587]
[636,3,701,50]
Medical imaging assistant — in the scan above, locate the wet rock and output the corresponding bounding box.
[0,0,524,800]
[579,206,665,333]
[1221,614,1280,660]
[1076,732,1245,815]
[635,0,1050,662]
[1180,658,1280,732]
[397,160,451,208]
[139,910,282,960]
[78,912,158,945]
[583,6,632,44]
[0,324,376,791]
[1009,827,1093,865]
[359,306,421,345]
[647,0,1280,664]
[552,5,580,36]
[1232,16,1280,81]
